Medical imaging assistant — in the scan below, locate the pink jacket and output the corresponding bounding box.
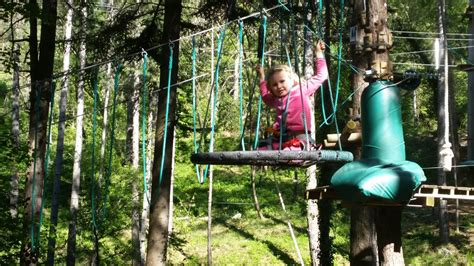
[259,58,328,133]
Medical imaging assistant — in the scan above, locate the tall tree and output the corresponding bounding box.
[304,2,320,264]
[47,0,74,264]
[21,0,58,264]
[9,0,21,220]
[127,68,141,265]
[468,0,474,161]
[66,0,87,264]
[140,91,157,263]
[436,0,451,244]
[146,0,182,264]
[349,1,377,265]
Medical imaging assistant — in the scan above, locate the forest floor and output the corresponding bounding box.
[167,162,474,265]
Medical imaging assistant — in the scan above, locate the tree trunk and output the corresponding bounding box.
[46,1,73,264]
[375,207,404,265]
[436,0,450,244]
[468,0,474,161]
[146,0,181,264]
[130,68,141,266]
[349,1,376,265]
[67,0,87,264]
[304,3,320,264]
[10,0,21,220]
[140,92,157,264]
[316,2,335,264]
[21,0,57,264]
[98,63,112,199]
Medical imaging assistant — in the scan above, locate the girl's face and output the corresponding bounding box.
[268,71,293,97]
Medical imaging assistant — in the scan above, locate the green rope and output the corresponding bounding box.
[278,0,290,11]
[328,0,345,150]
[334,0,345,110]
[141,52,150,197]
[191,37,203,183]
[238,20,246,151]
[102,63,122,218]
[30,84,41,252]
[203,26,227,181]
[252,15,267,150]
[37,81,56,251]
[158,44,174,184]
[290,0,311,149]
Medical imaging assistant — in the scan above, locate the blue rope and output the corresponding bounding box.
[191,37,203,184]
[203,26,227,182]
[252,15,267,150]
[141,52,150,198]
[158,44,174,184]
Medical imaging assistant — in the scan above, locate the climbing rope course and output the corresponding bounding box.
[9,1,474,263]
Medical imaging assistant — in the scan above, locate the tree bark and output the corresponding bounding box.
[468,0,474,161]
[436,0,450,244]
[349,1,377,265]
[130,68,141,266]
[140,92,157,264]
[21,0,57,264]
[10,0,21,220]
[375,207,404,265]
[98,63,112,199]
[47,1,73,264]
[66,0,87,264]
[304,3,320,264]
[146,0,181,264]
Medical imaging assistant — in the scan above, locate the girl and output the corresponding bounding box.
[256,41,328,151]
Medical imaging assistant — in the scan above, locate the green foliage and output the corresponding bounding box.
[1,0,473,264]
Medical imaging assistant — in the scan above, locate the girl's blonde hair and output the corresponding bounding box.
[265,64,298,84]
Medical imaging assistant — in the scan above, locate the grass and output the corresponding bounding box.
[168,151,474,265]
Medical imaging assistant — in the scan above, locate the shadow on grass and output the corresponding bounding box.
[214,217,298,265]
[264,214,307,235]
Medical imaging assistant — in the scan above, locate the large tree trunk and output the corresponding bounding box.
[46,1,73,264]
[436,0,450,244]
[66,0,87,264]
[129,68,141,266]
[304,3,320,264]
[316,2,336,264]
[146,0,182,264]
[140,91,157,264]
[350,0,406,264]
[10,0,21,220]
[468,0,474,162]
[21,0,57,264]
[98,63,112,198]
[349,1,377,265]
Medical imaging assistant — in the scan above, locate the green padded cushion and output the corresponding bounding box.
[330,158,426,203]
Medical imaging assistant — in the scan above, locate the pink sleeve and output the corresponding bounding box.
[303,58,328,96]
[260,80,275,107]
